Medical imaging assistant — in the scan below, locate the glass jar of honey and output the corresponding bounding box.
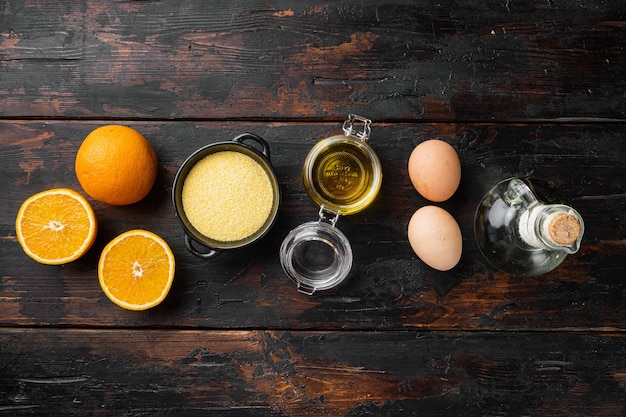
[302,115,382,215]
[280,115,382,295]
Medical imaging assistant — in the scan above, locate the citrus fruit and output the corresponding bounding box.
[15,188,97,265]
[98,229,175,311]
[75,125,158,206]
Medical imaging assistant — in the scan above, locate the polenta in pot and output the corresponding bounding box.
[181,151,274,242]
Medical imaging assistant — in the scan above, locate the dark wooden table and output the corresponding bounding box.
[2,1,626,415]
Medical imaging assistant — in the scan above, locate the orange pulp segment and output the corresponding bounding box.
[98,229,175,311]
[15,188,97,265]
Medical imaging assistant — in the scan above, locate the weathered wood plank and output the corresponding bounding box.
[1,120,624,331]
[1,0,625,121]
[1,329,625,416]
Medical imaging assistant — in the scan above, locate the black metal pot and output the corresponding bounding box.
[172,133,280,259]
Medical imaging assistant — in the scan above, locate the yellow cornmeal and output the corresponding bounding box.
[182,151,274,242]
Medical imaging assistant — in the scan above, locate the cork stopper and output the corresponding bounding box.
[547,213,581,245]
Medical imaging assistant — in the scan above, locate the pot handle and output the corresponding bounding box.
[232,133,271,162]
[184,234,220,259]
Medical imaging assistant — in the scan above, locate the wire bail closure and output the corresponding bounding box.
[317,205,341,227]
[342,114,372,142]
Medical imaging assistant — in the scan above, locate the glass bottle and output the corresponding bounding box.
[474,177,584,276]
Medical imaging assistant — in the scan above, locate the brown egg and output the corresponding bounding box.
[407,206,462,271]
[408,140,461,202]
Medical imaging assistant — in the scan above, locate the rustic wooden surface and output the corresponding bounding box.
[1,1,626,415]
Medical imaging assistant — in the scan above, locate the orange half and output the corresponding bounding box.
[98,229,175,311]
[15,188,97,265]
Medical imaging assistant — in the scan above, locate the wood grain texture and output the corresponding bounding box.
[1,329,625,416]
[1,0,625,121]
[2,120,624,331]
[2,1,626,414]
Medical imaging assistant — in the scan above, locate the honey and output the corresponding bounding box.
[303,135,381,215]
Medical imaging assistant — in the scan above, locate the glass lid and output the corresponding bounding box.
[279,207,353,295]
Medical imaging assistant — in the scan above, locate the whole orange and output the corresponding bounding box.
[75,125,158,206]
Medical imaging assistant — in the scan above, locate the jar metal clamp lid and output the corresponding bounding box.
[280,115,382,295]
